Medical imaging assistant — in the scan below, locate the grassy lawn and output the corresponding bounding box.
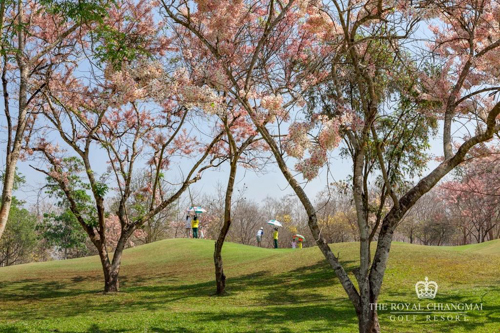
[0,239,499,332]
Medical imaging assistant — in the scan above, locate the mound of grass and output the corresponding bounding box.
[446,239,500,255]
[0,239,499,332]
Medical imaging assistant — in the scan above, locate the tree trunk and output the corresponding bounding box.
[0,160,16,239]
[104,269,119,293]
[246,117,361,305]
[214,246,226,294]
[100,258,120,293]
[103,226,135,293]
[358,303,380,333]
[214,151,238,295]
[96,241,121,293]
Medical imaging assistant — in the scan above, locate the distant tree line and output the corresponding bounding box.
[3,165,498,267]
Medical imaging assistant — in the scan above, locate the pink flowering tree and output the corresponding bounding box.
[174,57,267,294]
[161,0,327,295]
[31,0,224,292]
[174,53,271,295]
[440,146,500,243]
[0,0,108,241]
[163,1,500,332]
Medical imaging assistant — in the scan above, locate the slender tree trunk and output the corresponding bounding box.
[0,162,17,238]
[5,246,9,266]
[214,153,238,295]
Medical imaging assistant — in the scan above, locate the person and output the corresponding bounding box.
[191,215,200,239]
[185,215,192,238]
[292,238,297,249]
[256,227,264,247]
[273,227,279,249]
[298,239,303,249]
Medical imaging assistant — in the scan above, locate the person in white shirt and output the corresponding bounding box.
[256,227,264,247]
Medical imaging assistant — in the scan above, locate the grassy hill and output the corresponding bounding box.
[0,239,499,333]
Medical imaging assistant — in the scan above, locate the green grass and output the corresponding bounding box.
[1,239,499,332]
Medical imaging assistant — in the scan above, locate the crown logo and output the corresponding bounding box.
[415,277,438,299]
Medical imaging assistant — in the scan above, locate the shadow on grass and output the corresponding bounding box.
[55,323,130,333]
[2,258,498,333]
[146,304,357,333]
[0,278,94,302]
[0,260,354,320]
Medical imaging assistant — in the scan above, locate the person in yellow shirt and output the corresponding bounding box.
[298,239,303,249]
[191,215,200,239]
[273,228,279,248]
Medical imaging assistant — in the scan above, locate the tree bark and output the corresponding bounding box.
[96,242,122,293]
[104,269,119,293]
[0,160,17,238]
[358,302,380,333]
[96,244,119,293]
[214,132,240,295]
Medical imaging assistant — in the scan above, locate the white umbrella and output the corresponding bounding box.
[267,219,283,227]
[186,206,207,215]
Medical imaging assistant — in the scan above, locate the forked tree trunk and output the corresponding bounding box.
[104,269,120,293]
[357,279,381,333]
[101,226,135,293]
[97,245,120,293]
[99,255,121,293]
[254,123,386,332]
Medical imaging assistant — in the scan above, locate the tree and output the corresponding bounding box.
[31,0,225,292]
[161,0,326,294]
[0,0,109,241]
[163,1,500,332]
[213,113,264,294]
[38,209,89,259]
[170,20,269,293]
[231,198,264,245]
[0,198,37,266]
[441,148,500,243]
